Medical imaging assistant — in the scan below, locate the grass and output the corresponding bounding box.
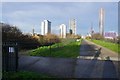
[29,39,81,58]
[90,39,119,54]
[3,71,54,79]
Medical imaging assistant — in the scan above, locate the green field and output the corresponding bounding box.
[29,38,81,58]
[91,39,119,54]
[3,71,54,79]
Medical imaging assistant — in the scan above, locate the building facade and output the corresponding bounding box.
[41,20,51,35]
[32,27,35,36]
[69,19,76,35]
[60,24,66,38]
[104,31,117,39]
[99,8,105,36]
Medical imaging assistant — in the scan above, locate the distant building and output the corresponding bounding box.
[32,27,35,36]
[69,19,76,35]
[60,24,66,38]
[104,31,117,39]
[99,8,105,36]
[90,22,94,34]
[41,20,51,35]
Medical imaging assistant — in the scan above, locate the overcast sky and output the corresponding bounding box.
[1,2,118,35]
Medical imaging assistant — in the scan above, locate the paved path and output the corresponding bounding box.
[19,56,76,78]
[78,39,118,61]
[19,56,119,78]
[18,39,119,78]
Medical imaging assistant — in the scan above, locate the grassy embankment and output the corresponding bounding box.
[29,38,82,58]
[90,39,119,54]
[3,71,54,79]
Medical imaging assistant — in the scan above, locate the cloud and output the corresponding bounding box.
[0,3,2,21]
[2,2,118,35]
[1,0,119,2]
[3,3,96,19]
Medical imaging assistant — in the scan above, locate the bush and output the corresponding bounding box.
[44,34,61,44]
[1,23,61,50]
[1,23,41,50]
[92,33,104,40]
[2,23,22,42]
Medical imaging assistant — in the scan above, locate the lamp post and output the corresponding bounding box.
[50,39,52,56]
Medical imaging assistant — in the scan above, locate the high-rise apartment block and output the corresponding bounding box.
[99,8,105,36]
[41,20,51,35]
[60,24,66,38]
[69,19,76,35]
[32,27,35,36]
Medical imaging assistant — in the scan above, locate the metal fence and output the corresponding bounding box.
[2,42,18,72]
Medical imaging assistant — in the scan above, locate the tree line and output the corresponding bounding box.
[1,23,60,50]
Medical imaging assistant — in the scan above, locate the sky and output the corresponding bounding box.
[1,0,119,2]
[1,2,118,36]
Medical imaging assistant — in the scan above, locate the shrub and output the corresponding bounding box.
[1,23,40,50]
[92,33,104,40]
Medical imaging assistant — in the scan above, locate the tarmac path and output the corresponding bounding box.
[78,39,118,61]
[18,39,119,79]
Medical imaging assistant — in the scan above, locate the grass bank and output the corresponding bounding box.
[90,39,119,54]
[29,39,82,58]
[3,71,54,79]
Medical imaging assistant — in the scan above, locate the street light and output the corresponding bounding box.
[50,39,52,56]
